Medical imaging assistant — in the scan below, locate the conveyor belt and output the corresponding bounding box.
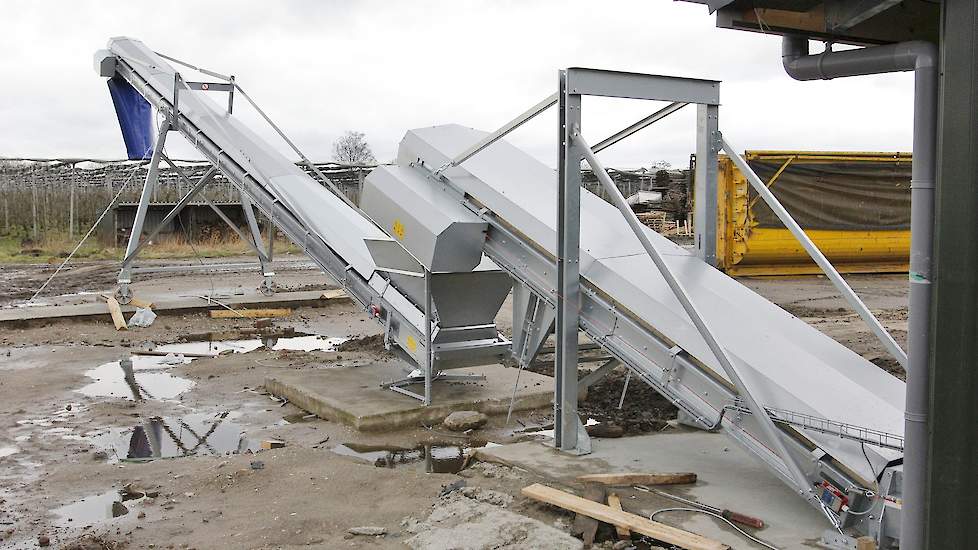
[393,124,904,492]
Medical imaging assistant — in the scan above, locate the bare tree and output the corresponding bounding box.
[331,131,376,165]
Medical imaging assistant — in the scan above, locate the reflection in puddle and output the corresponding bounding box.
[74,333,347,402]
[156,335,347,356]
[51,489,142,527]
[77,356,195,401]
[332,441,495,474]
[89,411,255,462]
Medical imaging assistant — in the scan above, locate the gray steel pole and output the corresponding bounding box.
[722,138,908,370]
[555,70,582,451]
[694,104,718,266]
[927,3,978,546]
[781,36,937,549]
[424,268,432,406]
[120,125,169,283]
[578,134,817,505]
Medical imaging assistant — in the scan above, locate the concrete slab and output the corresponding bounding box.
[0,290,349,327]
[265,363,553,432]
[477,432,827,549]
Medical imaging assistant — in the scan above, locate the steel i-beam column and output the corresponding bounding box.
[555,70,582,451]
[694,104,719,267]
[928,2,978,547]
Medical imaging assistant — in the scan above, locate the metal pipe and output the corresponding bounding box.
[577,133,816,503]
[722,138,908,370]
[120,124,169,281]
[781,35,937,549]
[591,101,687,154]
[122,167,218,263]
[436,92,558,173]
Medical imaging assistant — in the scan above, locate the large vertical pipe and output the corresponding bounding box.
[781,35,937,548]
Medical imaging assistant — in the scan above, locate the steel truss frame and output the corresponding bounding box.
[107,47,508,402]
[116,73,276,302]
[412,69,892,540]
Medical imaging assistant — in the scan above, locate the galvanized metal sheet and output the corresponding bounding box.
[362,165,488,272]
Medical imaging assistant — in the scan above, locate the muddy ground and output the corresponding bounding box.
[0,258,908,549]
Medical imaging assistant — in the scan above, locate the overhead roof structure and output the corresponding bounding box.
[684,0,939,44]
[681,2,978,548]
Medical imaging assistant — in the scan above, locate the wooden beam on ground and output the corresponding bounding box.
[209,308,292,319]
[521,483,727,550]
[128,297,154,309]
[607,493,631,540]
[322,289,348,300]
[576,472,697,486]
[105,296,128,331]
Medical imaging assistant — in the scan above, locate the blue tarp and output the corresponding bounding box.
[107,76,154,160]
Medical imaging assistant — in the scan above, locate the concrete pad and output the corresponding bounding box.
[0,290,348,327]
[265,363,553,431]
[477,432,827,549]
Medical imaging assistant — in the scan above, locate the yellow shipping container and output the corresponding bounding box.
[715,151,912,276]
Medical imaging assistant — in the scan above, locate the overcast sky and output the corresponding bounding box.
[0,0,916,169]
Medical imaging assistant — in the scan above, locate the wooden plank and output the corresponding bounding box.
[128,297,154,309]
[322,289,348,300]
[607,493,631,540]
[105,296,128,331]
[576,472,697,486]
[521,484,727,550]
[209,308,292,319]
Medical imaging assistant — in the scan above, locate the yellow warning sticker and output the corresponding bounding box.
[392,219,405,240]
[405,335,417,352]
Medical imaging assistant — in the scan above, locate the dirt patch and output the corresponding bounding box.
[780,303,851,318]
[0,263,117,306]
[581,369,678,435]
[335,333,392,357]
[403,491,583,550]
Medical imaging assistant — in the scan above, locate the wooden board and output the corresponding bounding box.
[322,289,349,300]
[522,484,727,550]
[105,296,128,331]
[209,308,292,319]
[576,472,697,486]
[607,493,631,540]
[128,297,154,309]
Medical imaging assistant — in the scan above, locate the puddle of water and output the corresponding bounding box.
[0,446,19,458]
[156,334,347,355]
[77,357,195,401]
[266,335,348,352]
[51,488,142,527]
[88,411,255,462]
[74,333,347,401]
[332,441,493,474]
[156,339,264,355]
